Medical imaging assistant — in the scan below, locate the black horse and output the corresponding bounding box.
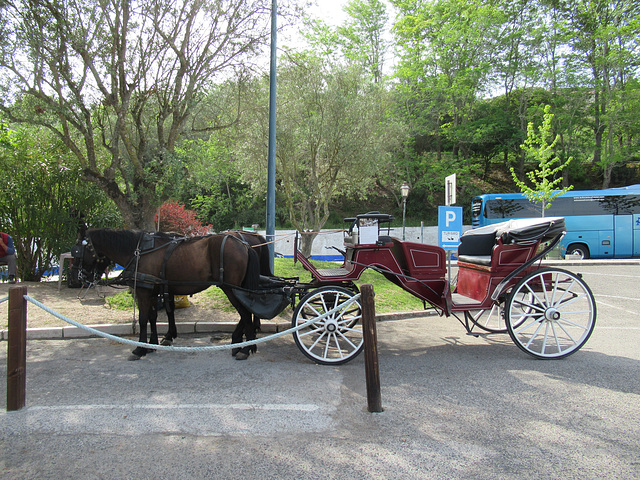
[75,229,261,360]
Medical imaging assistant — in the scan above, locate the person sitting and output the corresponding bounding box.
[0,231,17,283]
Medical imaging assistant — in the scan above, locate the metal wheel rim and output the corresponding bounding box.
[292,287,363,365]
[464,302,506,333]
[506,268,596,359]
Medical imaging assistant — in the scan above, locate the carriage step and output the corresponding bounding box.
[451,293,483,307]
[315,267,352,278]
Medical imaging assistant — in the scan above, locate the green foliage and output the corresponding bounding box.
[0,125,121,281]
[510,105,573,215]
[105,290,135,311]
[236,52,402,254]
[174,136,262,231]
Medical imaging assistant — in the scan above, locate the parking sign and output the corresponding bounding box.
[438,206,463,250]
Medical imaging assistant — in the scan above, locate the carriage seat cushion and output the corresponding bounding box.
[457,227,498,265]
[497,217,565,244]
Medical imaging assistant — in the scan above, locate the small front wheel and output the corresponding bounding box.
[464,302,507,333]
[505,268,596,359]
[292,286,363,365]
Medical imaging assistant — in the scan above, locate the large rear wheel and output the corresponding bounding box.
[292,286,363,365]
[505,268,596,359]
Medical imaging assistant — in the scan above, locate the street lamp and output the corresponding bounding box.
[401,182,410,240]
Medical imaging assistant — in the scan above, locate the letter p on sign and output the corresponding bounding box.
[446,211,456,227]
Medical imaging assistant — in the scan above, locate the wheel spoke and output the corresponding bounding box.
[524,320,545,348]
[309,330,328,352]
[298,324,325,337]
[555,319,581,344]
[336,330,358,349]
[512,297,545,314]
[522,282,548,311]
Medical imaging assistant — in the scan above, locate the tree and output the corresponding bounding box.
[237,54,401,255]
[0,124,121,281]
[337,0,389,83]
[0,0,274,229]
[511,105,573,215]
[393,0,502,159]
[556,0,640,186]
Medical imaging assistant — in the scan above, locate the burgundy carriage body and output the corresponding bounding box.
[296,215,566,317]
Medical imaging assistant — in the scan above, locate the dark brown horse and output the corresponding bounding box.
[76,228,261,360]
[157,230,273,350]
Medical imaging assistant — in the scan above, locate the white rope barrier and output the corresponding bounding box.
[23,293,361,353]
[0,295,7,304]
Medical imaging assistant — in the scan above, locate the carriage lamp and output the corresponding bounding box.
[401,182,410,240]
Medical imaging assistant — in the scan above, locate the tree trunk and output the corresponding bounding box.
[299,232,319,258]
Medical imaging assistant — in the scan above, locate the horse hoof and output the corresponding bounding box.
[128,353,142,361]
[231,347,240,357]
[161,339,173,346]
[235,351,249,360]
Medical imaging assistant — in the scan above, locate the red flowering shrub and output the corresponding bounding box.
[155,201,213,236]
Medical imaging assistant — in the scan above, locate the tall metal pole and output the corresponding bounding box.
[266,0,277,272]
[402,198,407,241]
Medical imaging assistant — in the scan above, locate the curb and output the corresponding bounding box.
[0,310,434,341]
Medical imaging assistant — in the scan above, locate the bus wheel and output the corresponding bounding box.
[566,244,590,259]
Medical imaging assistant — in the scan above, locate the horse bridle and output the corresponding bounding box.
[71,237,110,285]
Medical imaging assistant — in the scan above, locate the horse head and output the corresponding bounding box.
[70,234,111,285]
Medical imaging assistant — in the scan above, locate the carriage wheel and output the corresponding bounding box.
[505,268,596,359]
[464,302,506,333]
[292,286,363,365]
[464,290,532,333]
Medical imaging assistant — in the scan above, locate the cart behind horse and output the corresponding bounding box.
[290,212,596,365]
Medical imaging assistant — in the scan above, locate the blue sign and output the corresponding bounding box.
[438,206,463,250]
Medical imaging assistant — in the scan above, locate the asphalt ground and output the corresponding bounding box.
[1,261,639,479]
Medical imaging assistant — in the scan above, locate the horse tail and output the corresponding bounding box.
[241,243,261,291]
[257,241,273,277]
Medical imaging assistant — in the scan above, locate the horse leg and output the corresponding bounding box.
[243,316,260,355]
[224,288,256,360]
[161,296,177,346]
[129,293,154,360]
[231,321,243,357]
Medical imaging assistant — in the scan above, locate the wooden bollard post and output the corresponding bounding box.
[7,285,27,411]
[361,284,382,412]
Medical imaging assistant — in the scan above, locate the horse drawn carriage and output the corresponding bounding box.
[74,212,596,364]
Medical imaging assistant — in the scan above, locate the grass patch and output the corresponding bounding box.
[107,257,427,314]
[200,258,425,314]
[105,290,135,310]
[278,258,425,313]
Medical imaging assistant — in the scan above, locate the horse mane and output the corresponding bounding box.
[87,228,144,253]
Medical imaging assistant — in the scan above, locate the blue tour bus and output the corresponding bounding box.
[471,184,640,259]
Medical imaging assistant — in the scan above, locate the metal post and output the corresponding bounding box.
[7,285,27,411]
[266,0,277,272]
[402,198,407,241]
[361,284,382,413]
